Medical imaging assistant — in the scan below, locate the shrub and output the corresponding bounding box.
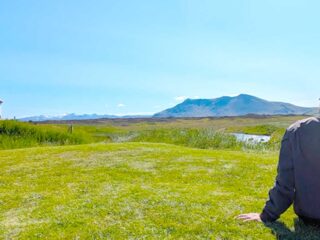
[130,128,254,150]
[227,124,280,135]
[0,120,91,149]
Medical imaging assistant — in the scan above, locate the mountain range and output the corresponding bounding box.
[153,94,318,118]
[19,113,151,122]
[19,94,318,121]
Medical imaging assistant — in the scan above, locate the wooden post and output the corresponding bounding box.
[68,124,73,134]
[0,99,3,119]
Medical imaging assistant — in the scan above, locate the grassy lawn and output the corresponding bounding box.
[2,142,315,239]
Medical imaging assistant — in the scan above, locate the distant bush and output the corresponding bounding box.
[0,120,92,149]
[227,124,280,135]
[130,128,273,150]
[266,128,286,150]
[74,125,130,142]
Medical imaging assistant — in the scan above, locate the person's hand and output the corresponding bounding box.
[236,213,262,222]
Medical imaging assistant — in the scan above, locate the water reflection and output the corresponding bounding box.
[231,133,271,143]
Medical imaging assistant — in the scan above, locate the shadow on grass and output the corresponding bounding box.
[265,218,320,240]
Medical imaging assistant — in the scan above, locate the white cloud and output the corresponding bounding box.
[117,103,126,107]
[174,96,187,101]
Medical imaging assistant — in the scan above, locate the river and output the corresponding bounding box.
[231,133,271,143]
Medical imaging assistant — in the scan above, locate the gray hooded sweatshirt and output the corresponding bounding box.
[261,117,320,222]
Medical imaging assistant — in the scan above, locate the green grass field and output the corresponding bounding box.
[1,116,320,239]
[1,142,319,239]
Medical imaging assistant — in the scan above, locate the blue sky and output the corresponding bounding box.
[1,0,320,118]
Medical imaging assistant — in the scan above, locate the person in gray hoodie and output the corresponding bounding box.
[237,117,320,225]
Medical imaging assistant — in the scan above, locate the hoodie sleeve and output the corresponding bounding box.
[260,129,295,222]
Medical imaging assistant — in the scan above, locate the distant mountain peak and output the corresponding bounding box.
[237,93,253,97]
[154,94,317,118]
